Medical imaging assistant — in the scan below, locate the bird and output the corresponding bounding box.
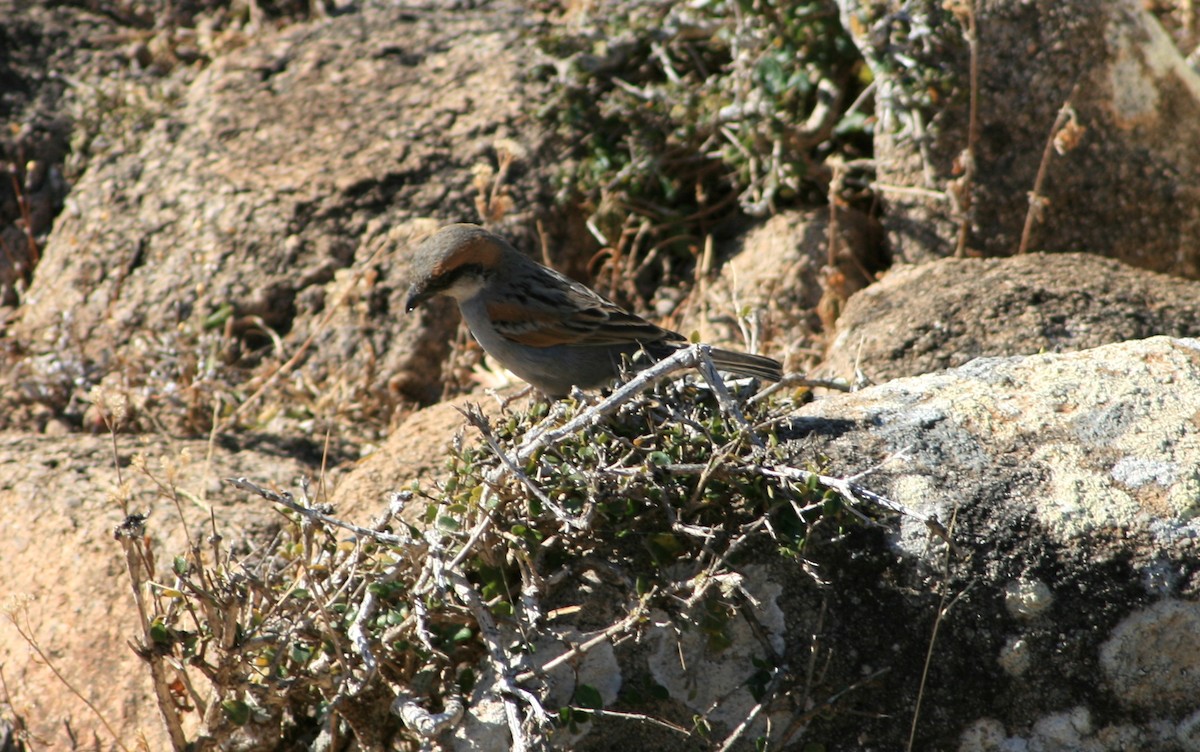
[404,223,783,398]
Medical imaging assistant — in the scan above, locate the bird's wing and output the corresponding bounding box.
[486,267,686,349]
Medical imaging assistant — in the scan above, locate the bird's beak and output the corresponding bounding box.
[405,283,426,314]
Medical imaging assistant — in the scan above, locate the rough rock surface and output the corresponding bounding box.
[837,0,1200,274]
[821,252,1200,383]
[0,0,115,303]
[794,336,1200,749]
[0,432,328,750]
[10,1,560,418]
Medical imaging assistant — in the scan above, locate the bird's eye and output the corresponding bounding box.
[450,262,485,282]
[427,262,485,294]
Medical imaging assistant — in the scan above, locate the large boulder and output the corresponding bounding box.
[837,0,1200,273]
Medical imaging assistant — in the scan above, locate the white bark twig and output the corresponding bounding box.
[446,569,551,749]
[514,595,654,684]
[393,690,465,738]
[517,345,715,461]
[461,404,584,528]
[716,664,788,752]
[346,566,404,694]
[225,477,411,546]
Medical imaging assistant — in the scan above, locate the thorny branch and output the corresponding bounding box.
[201,345,931,749]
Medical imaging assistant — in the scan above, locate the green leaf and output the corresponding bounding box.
[822,495,842,515]
[203,303,235,330]
[574,684,604,709]
[290,644,313,664]
[149,619,171,645]
[650,532,682,555]
[222,699,250,726]
[491,601,514,617]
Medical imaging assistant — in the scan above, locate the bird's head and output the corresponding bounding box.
[405,223,508,312]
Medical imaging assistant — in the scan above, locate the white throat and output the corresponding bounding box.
[443,273,487,303]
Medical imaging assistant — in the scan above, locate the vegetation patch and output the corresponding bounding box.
[119,356,891,749]
[534,0,871,294]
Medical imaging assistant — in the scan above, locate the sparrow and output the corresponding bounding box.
[404,223,783,398]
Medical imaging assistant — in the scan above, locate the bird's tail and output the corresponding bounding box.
[708,348,784,382]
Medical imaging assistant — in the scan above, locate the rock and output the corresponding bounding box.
[11,2,561,424]
[699,208,885,375]
[1100,600,1200,715]
[0,432,323,751]
[794,336,1200,747]
[822,253,1200,382]
[836,0,1200,273]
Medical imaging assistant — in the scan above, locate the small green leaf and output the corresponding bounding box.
[291,644,314,663]
[203,303,235,330]
[650,532,682,555]
[149,619,171,645]
[574,683,603,709]
[222,699,251,726]
[491,601,514,617]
